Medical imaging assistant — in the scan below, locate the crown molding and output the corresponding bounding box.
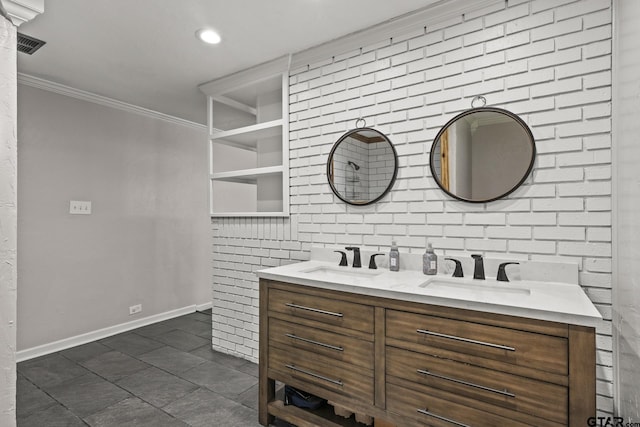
[18,73,207,131]
[1,0,44,26]
[290,0,502,70]
[199,54,290,96]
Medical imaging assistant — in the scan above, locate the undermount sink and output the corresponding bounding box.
[419,277,531,296]
[300,265,383,280]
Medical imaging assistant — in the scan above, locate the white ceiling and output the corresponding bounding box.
[17,0,441,125]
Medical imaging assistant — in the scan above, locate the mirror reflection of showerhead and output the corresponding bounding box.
[348,161,360,170]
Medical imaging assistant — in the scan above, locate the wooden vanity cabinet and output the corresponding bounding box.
[259,279,596,427]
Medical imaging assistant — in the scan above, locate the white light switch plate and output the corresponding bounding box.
[70,200,92,215]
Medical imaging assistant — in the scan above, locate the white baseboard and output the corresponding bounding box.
[17,303,210,362]
[196,301,212,312]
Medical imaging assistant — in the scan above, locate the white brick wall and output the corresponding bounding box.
[211,217,308,361]
[211,0,613,415]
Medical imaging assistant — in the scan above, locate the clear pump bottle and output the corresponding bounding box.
[389,241,400,272]
[423,243,437,275]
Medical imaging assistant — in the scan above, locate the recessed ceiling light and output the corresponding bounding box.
[196,28,221,45]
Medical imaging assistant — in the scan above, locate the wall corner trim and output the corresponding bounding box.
[17,73,207,131]
[1,0,43,26]
[196,301,213,312]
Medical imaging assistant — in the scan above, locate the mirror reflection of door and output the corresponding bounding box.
[431,108,535,203]
[440,128,449,191]
[327,128,398,205]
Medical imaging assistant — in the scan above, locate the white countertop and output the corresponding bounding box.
[256,251,602,328]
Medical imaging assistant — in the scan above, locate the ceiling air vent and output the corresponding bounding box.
[17,32,46,55]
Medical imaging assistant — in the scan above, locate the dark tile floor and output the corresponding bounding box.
[16,309,274,427]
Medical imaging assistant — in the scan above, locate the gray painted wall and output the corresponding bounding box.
[472,121,531,200]
[614,0,640,419]
[17,85,210,351]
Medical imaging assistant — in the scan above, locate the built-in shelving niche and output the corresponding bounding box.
[200,57,290,217]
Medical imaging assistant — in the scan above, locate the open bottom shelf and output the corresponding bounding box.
[268,400,370,427]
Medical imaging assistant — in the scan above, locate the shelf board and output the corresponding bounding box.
[223,73,283,107]
[210,119,283,148]
[268,400,363,427]
[212,95,257,116]
[210,211,289,218]
[210,165,283,184]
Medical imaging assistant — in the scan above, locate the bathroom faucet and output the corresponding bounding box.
[445,258,464,277]
[369,253,385,269]
[334,251,348,266]
[497,262,519,282]
[345,247,361,268]
[471,254,485,280]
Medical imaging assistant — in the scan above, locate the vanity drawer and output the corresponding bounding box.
[386,346,567,425]
[268,345,374,404]
[386,382,534,427]
[269,318,374,370]
[386,309,568,376]
[268,288,374,334]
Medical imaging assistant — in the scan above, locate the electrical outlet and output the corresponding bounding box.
[129,304,142,315]
[70,200,92,215]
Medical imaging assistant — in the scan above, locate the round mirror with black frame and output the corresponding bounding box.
[327,126,398,206]
[430,106,535,203]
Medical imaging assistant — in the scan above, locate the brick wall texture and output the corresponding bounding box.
[212,0,614,415]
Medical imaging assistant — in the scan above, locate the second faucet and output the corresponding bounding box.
[471,254,485,280]
[345,247,361,268]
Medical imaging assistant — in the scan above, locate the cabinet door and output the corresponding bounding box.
[269,318,374,369]
[386,309,568,375]
[268,345,374,404]
[269,288,374,334]
[387,383,535,427]
[387,346,567,425]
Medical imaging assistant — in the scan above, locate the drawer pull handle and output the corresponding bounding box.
[285,364,343,386]
[417,369,515,398]
[416,328,515,352]
[285,303,344,318]
[417,409,470,427]
[285,333,344,352]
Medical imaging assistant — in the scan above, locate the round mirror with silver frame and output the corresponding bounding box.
[430,107,535,203]
[327,126,398,206]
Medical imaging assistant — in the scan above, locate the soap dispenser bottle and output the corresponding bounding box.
[423,243,437,275]
[389,241,400,272]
